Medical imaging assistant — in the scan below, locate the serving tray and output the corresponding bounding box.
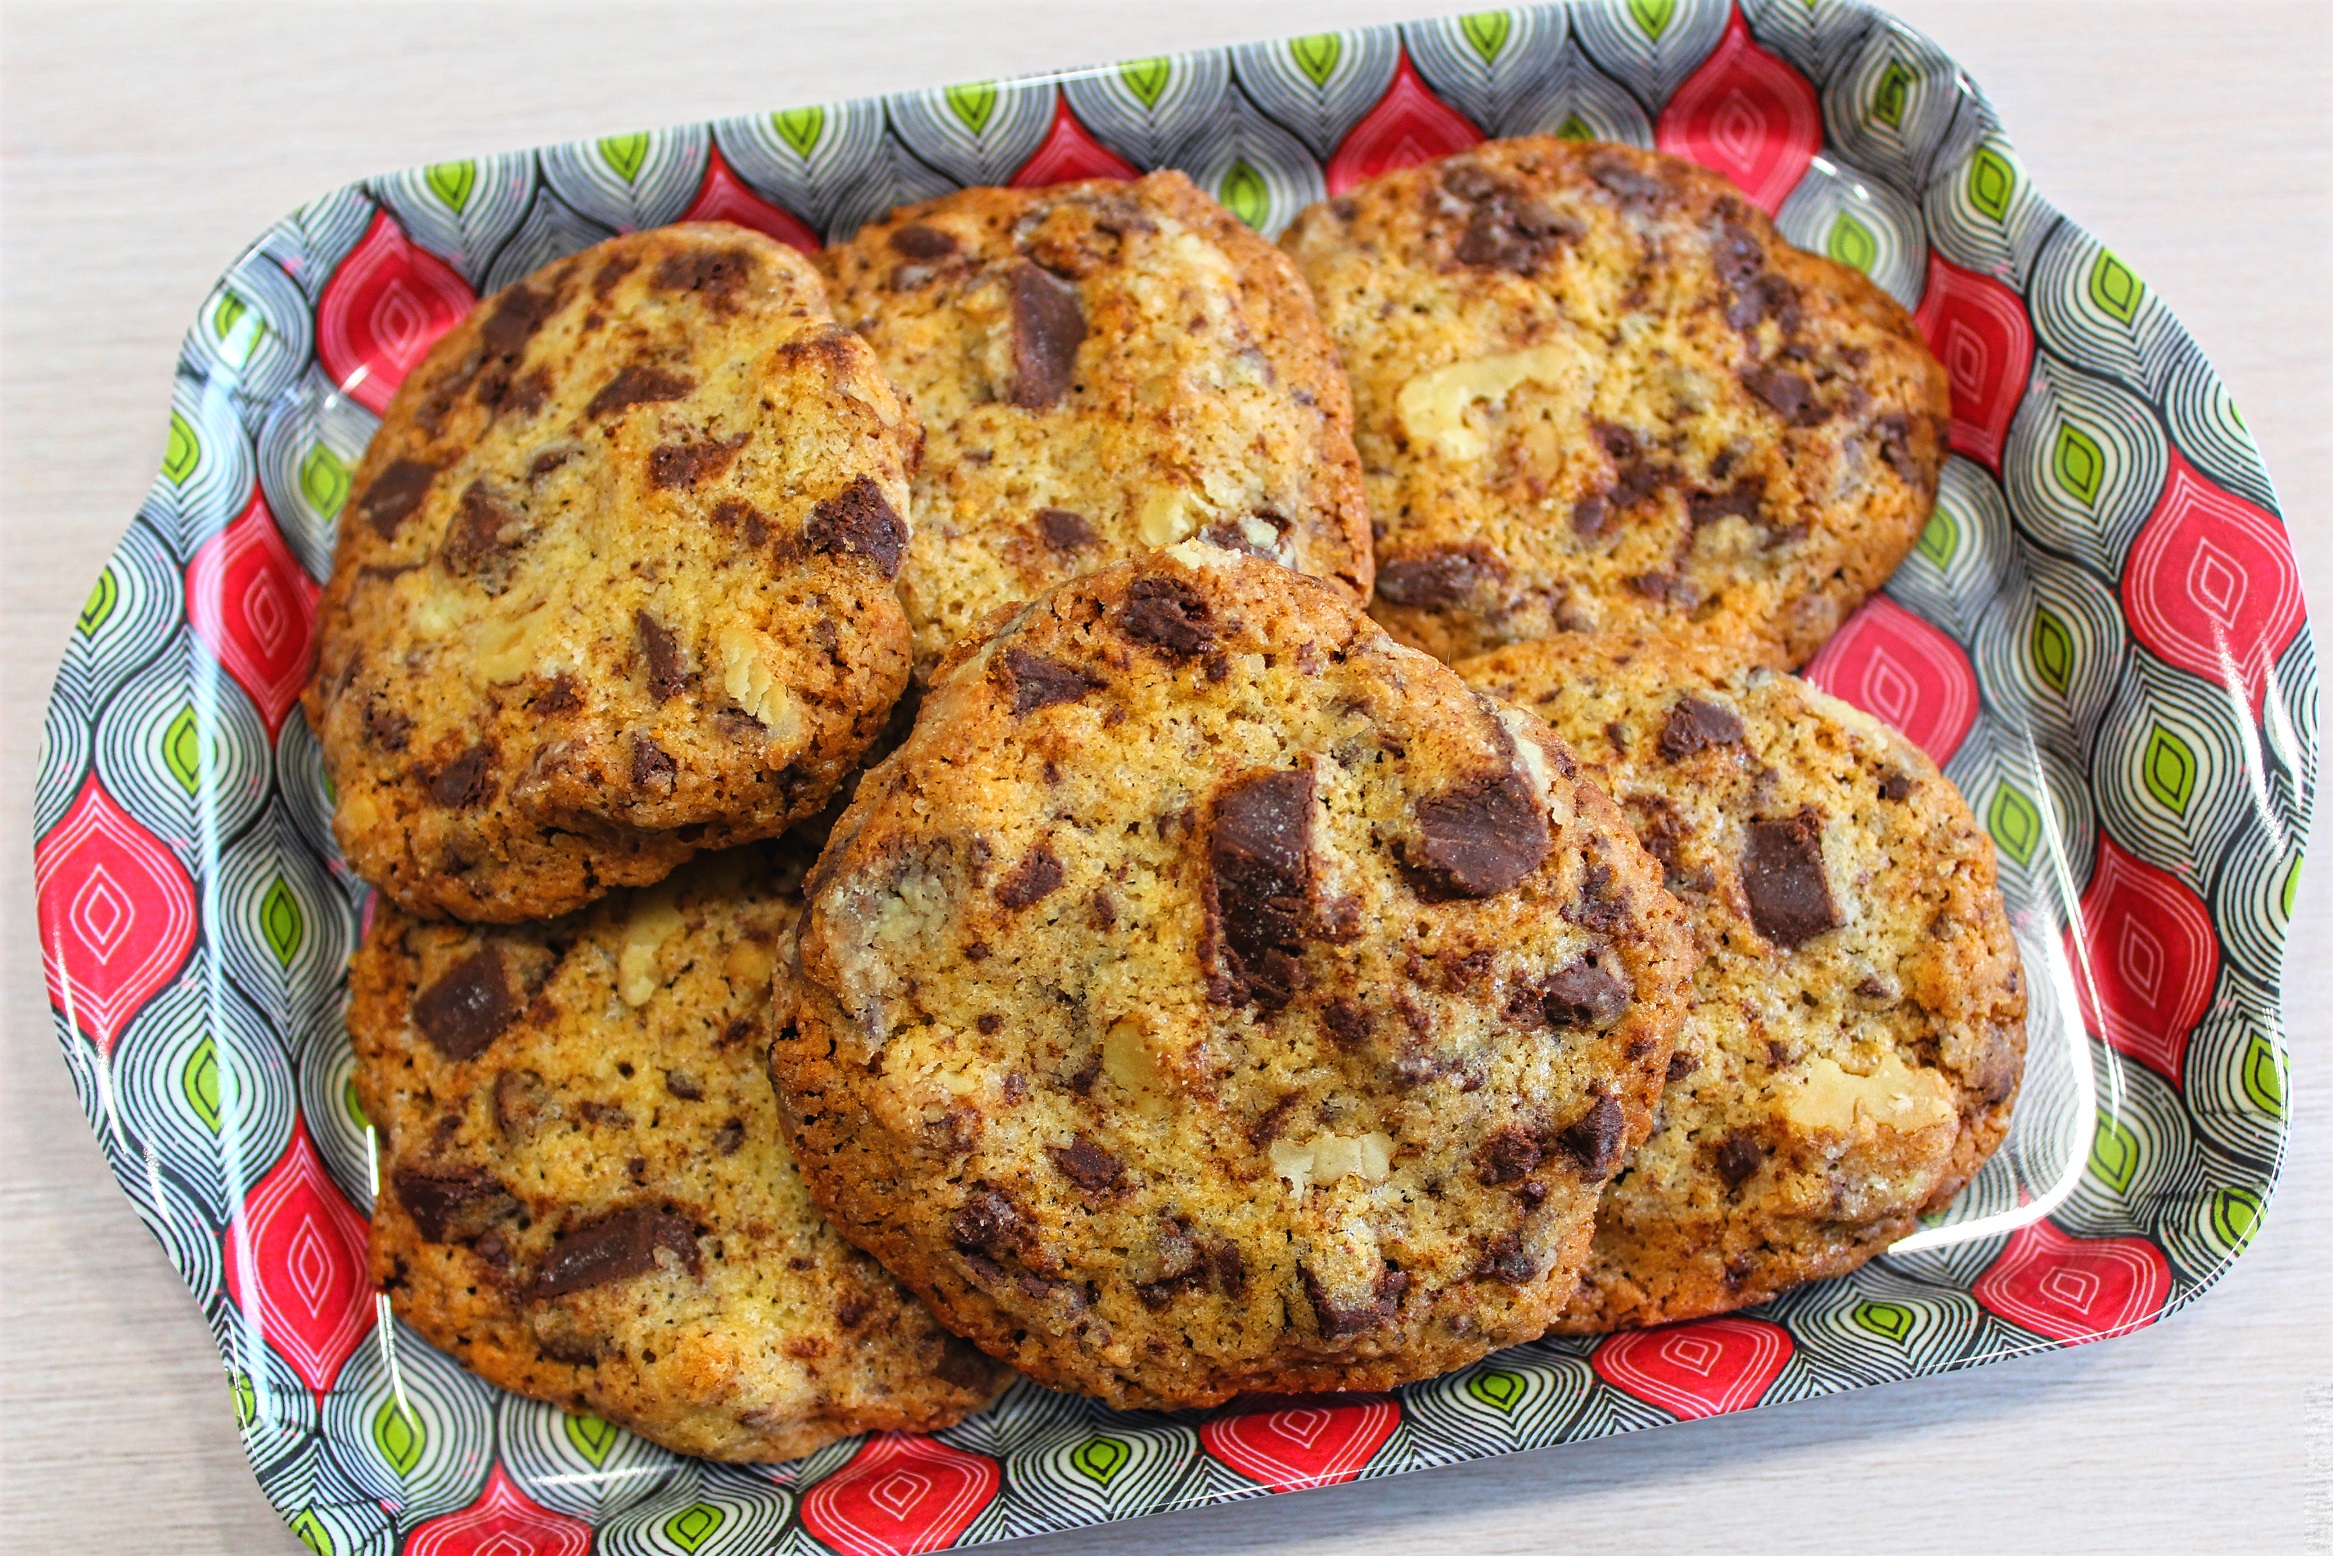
[34,3,2314,1551]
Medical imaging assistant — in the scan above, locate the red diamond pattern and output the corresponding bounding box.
[1198,1393,1400,1492]
[1326,51,1483,196]
[1803,594,1982,766]
[186,490,319,736]
[35,775,198,1054]
[801,1433,1001,1556]
[2121,447,2305,719]
[222,1122,374,1398]
[316,209,477,415]
[1012,93,1139,187]
[1592,1316,1794,1420]
[1974,1218,2171,1344]
[2066,833,2219,1087]
[1655,6,1822,216]
[407,1465,591,1556]
[1912,253,2035,474]
[682,145,822,254]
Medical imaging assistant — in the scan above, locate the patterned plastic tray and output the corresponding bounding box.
[33,3,2315,1552]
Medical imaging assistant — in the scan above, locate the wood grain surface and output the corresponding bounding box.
[2,3,2327,1551]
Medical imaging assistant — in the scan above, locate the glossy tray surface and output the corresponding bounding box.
[34,3,2314,1552]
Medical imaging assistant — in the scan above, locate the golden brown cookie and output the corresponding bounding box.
[819,171,1372,675]
[1457,635,2024,1329]
[771,545,1693,1409]
[354,847,1007,1462]
[1283,137,1949,668]
[307,224,917,923]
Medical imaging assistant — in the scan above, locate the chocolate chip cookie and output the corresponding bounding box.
[1282,138,1949,668]
[354,847,1006,1461]
[771,546,1694,1408]
[307,225,917,923]
[819,171,1372,675]
[1458,635,2025,1329]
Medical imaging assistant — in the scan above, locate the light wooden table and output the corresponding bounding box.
[3,3,2327,1551]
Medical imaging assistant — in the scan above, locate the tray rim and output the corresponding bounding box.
[31,0,2313,1549]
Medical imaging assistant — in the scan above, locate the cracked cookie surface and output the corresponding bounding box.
[820,171,1372,675]
[772,546,1693,1408]
[1282,137,1949,668]
[308,224,916,923]
[1459,634,2025,1329]
[354,846,1006,1462]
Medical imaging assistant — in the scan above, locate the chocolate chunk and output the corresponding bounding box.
[1208,768,1314,1009]
[976,1013,1003,1035]
[1742,366,1815,422]
[1452,183,1580,274]
[1658,696,1745,761]
[1879,769,1914,803]
[1322,996,1372,1050]
[1477,1127,1543,1186]
[1410,772,1549,898]
[1374,545,1504,609]
[712,497,769,546]
[424,742,496,809]
[502,369,552,418]
[1567,859,1628,934]
[1570,494,1611,539]
[1047,1135,1126,1198]
[996,843,1064,910]
[534,675,580,714]
[1629,569,1699,607]
[1667,1050,1700,1083]
[1473,1233,1539,1285]
[1117,575,1214,659]
[950,1187,1029,1256]
[1726,271,1800,332]
[392,1164,511,1243]
[364,703,412,752]
[888,223,957,261]
[1008,260,1085,409]
[1713,220,1766,286]
[577,1100,631,1128]
[494,1068,549,1136]
[997,647,1099,716]
[1742,810,1840,948]
[1588,153,1670,204]
[712,1119,746,1155]
[592,255,638,299]
[802,474,907,577]
[648,433,748,491]
[586,364,695,420]
[532,1206,702,1298]
[630,737,675,789]
[1033,506,1097,551]
[1540,957,1631,1029]
[1305,1266,1408,1338]
[653,246,755,309]
[1872,413,1923,483]
[480,284,558,361]
[441,481,526,575]
[932,1337,994,1392]
[636,611,686,701]
[355,459,438,538]
[1555,1095,1626,1177]
[1687,483,1763,529]
[1714,1132,1766,1187]
[412,946,517,1060]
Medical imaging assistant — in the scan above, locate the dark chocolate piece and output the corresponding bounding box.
[532,1205,702,1298]
[1742,810,1841,948]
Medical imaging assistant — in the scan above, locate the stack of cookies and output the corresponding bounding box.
[315,140,2024,1458]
